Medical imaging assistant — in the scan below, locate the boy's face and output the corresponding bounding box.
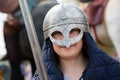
[53,39,83,60]
[52,28,83,60]
[49,24,84,48]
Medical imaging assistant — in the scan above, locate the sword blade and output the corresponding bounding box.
[18,0,48,80]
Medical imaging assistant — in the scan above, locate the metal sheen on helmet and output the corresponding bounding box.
[43,3,90,48]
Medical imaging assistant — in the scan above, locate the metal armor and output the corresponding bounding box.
[43,3,90,48]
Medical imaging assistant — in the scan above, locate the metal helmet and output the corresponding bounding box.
[43,3,89,48]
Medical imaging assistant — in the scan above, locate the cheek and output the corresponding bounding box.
[53,44,60,54]
[75,40,83,53]
[52,40,83,55]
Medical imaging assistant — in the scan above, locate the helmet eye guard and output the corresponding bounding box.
[49,24,84,48]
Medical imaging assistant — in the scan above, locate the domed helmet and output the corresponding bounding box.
[43,3,90,48]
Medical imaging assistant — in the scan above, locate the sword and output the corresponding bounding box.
[18,0,48,80]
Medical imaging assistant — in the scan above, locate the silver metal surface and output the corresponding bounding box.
[43,3,90,47]
[18,0,48,80]
[49,24,84,48]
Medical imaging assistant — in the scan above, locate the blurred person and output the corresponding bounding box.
[32,3,120,80]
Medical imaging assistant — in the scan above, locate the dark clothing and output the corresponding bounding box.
[32,33,120,80]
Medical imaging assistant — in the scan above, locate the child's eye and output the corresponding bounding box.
[51,31,63,40]
[69,28,81,38]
